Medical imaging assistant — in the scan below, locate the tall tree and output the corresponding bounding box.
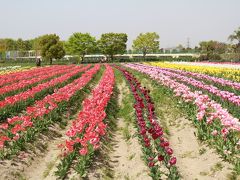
[98,33,128,61]
[0,38,33,52]
[0,39,17,51]
[16,38,32,51]
[65,33,97,62]
[38,34,65,65]
[132,32,160,59]
[228,27,240,53]
[16,38,33,57]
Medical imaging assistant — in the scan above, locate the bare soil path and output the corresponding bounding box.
[109,77,150,180]
[23,124,71,180]
[86,73,151,180]
[108,118,150,180]
[0,124,67,180]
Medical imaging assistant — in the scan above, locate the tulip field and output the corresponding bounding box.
[0,62,239,180]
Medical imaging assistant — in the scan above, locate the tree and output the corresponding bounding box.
[228,27,240,45]
[199,41,227,60]
[0,38,17,51]
[16,39,33,57]
[132,32,160,59]
[228,27,240,53]
[16,38,32,51]
[98,33,128,61]
[0,39,17,60]
[65,33,97,62]
[214,42,227,54]
[38,34,65,65]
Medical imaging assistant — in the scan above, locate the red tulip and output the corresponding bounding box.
[148,161,155,167]
[158,155,164,161]
[164,141,169,147]
[160,142,165,148]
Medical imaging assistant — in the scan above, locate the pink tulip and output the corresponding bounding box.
[148,161,155,167]
[169,157,177,166]
[211,130,218,136]
[79,147,88,156]
[166,147,173,155]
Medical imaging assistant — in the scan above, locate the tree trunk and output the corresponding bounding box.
[81,55,85,64]
[50,58,53,65]
[143,52,146,61]
[110,54,114,62]
[106,55,111,62]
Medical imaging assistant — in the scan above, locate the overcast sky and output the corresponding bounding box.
[0,0,239,48]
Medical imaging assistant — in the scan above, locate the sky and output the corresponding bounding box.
[0,0,239,48]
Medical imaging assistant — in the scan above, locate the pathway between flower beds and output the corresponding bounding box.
[18,124,72,180]
[86,68,150,180]
[109,73,150,180]
[108,118,150,180]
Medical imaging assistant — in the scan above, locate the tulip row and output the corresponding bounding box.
[149,62,240,82]
[173,61,240,69]
[0,66,21,71]
[158,65,240,93]
[0,65,63,87]
[0,65,91,122]
[0,65,100,157]
[0,66,32,76]
[0,65,75,98]
[56,64,115,178]
[125,63,240,172]
[115,65,179,180]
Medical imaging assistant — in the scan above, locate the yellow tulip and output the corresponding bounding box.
[147,62,240,82]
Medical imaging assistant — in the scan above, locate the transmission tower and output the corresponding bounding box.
[187,37,190,49]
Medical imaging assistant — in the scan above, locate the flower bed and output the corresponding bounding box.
[56,64,115,178]
[0,65,75,97]
[0,65,65,87]
[114,65,179,179]
[0,65,91,122]
[0,65,100,157]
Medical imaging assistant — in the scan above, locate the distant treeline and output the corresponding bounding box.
[0,27,240,65]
